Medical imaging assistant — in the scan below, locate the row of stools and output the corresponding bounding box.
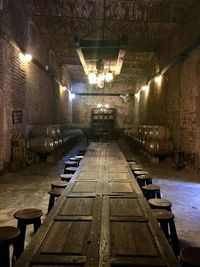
[47,149,86,213]
[127,158,180,257]
[0,148,88,267]
[128,158,200,266]
[0,208,43,267]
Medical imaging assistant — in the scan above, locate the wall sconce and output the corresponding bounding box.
[69,92,76,101]
[154,74,162,84]
[141,85,149,92]
[19,52,32,63]
[135,92,140,98]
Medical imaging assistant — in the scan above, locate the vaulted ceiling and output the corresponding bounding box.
[24,0,197,92]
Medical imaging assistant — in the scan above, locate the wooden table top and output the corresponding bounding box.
[14,142,181,267]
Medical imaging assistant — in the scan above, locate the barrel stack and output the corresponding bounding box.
[28,124,83,156]
[124,125,174,160]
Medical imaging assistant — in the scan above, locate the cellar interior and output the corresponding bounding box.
[0,1,200,266]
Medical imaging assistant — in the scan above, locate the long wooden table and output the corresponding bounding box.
[14,142,181,267]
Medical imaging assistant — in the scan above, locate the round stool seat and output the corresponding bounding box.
[51,181,68,189]
[142,184,160,191]
[69,157,79,166]
[0,226,20,245]
[142,184,161,199]
[69,157,76,161]
[137,175,152,187]
[148,198,172,211]
[180,247,200,267]
[75,155,84,161]
[0,226,20,267]
[127,158,136,162]
[64,160,77,167]
[14,209,43,222]
[78,149,87,155]
[48,188,63,197]
[128,161,136,165]
[65,167,77,174]
[60,174,73,181]
[153,209,174,221]
[130,166,143,171]
[134,170,148,176]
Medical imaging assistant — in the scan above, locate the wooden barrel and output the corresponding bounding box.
[29,137,55,153]
[147,139,174,156]
[149,126,170,140]
[31,125,57,138]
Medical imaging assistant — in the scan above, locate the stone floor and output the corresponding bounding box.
[0,139,200,253]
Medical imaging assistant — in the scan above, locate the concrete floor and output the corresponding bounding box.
[0,139,200,252]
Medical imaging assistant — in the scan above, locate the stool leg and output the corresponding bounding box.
[48,195,55,213]
[156,190,161,198]
[146,179,152,185]
[0,244,10,267]
[160,221,170,241]
[13,221,26,260]
[169,219,180,256]
[33,218,41,233]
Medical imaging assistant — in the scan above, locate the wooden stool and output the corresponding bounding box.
[148,198,172,211]
[180,247,200,267]
[130,166,143,172]
[153,209,180,256]
[137,175,152,187]
[69,157,79,166]
[77,149,87,155]
[65,167,77,174]
[75,155,84,164]
[134,170,149,178]
[128,161,136,165]
[60,173,73,181]
[64,161,77,173]
[0,226,20,267]
[64,160,77,168]
[126,158,136,162]
[48,188,63,213]
[13,208,43,259]
[142,184,161,199]
[51,181,68,189]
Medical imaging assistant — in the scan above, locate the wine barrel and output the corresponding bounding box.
[31,125,57,138]
[147,139,174,156]
[29,137,55,153]
[149,126,170,140]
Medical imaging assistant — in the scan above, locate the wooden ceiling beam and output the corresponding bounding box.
[28,13,179,26]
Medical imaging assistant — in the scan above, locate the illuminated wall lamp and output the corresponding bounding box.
[155,74,162,84]
[88,72,97,84]
[19,52,32,63]
[142,85,149,92]
[135,92,140,98]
